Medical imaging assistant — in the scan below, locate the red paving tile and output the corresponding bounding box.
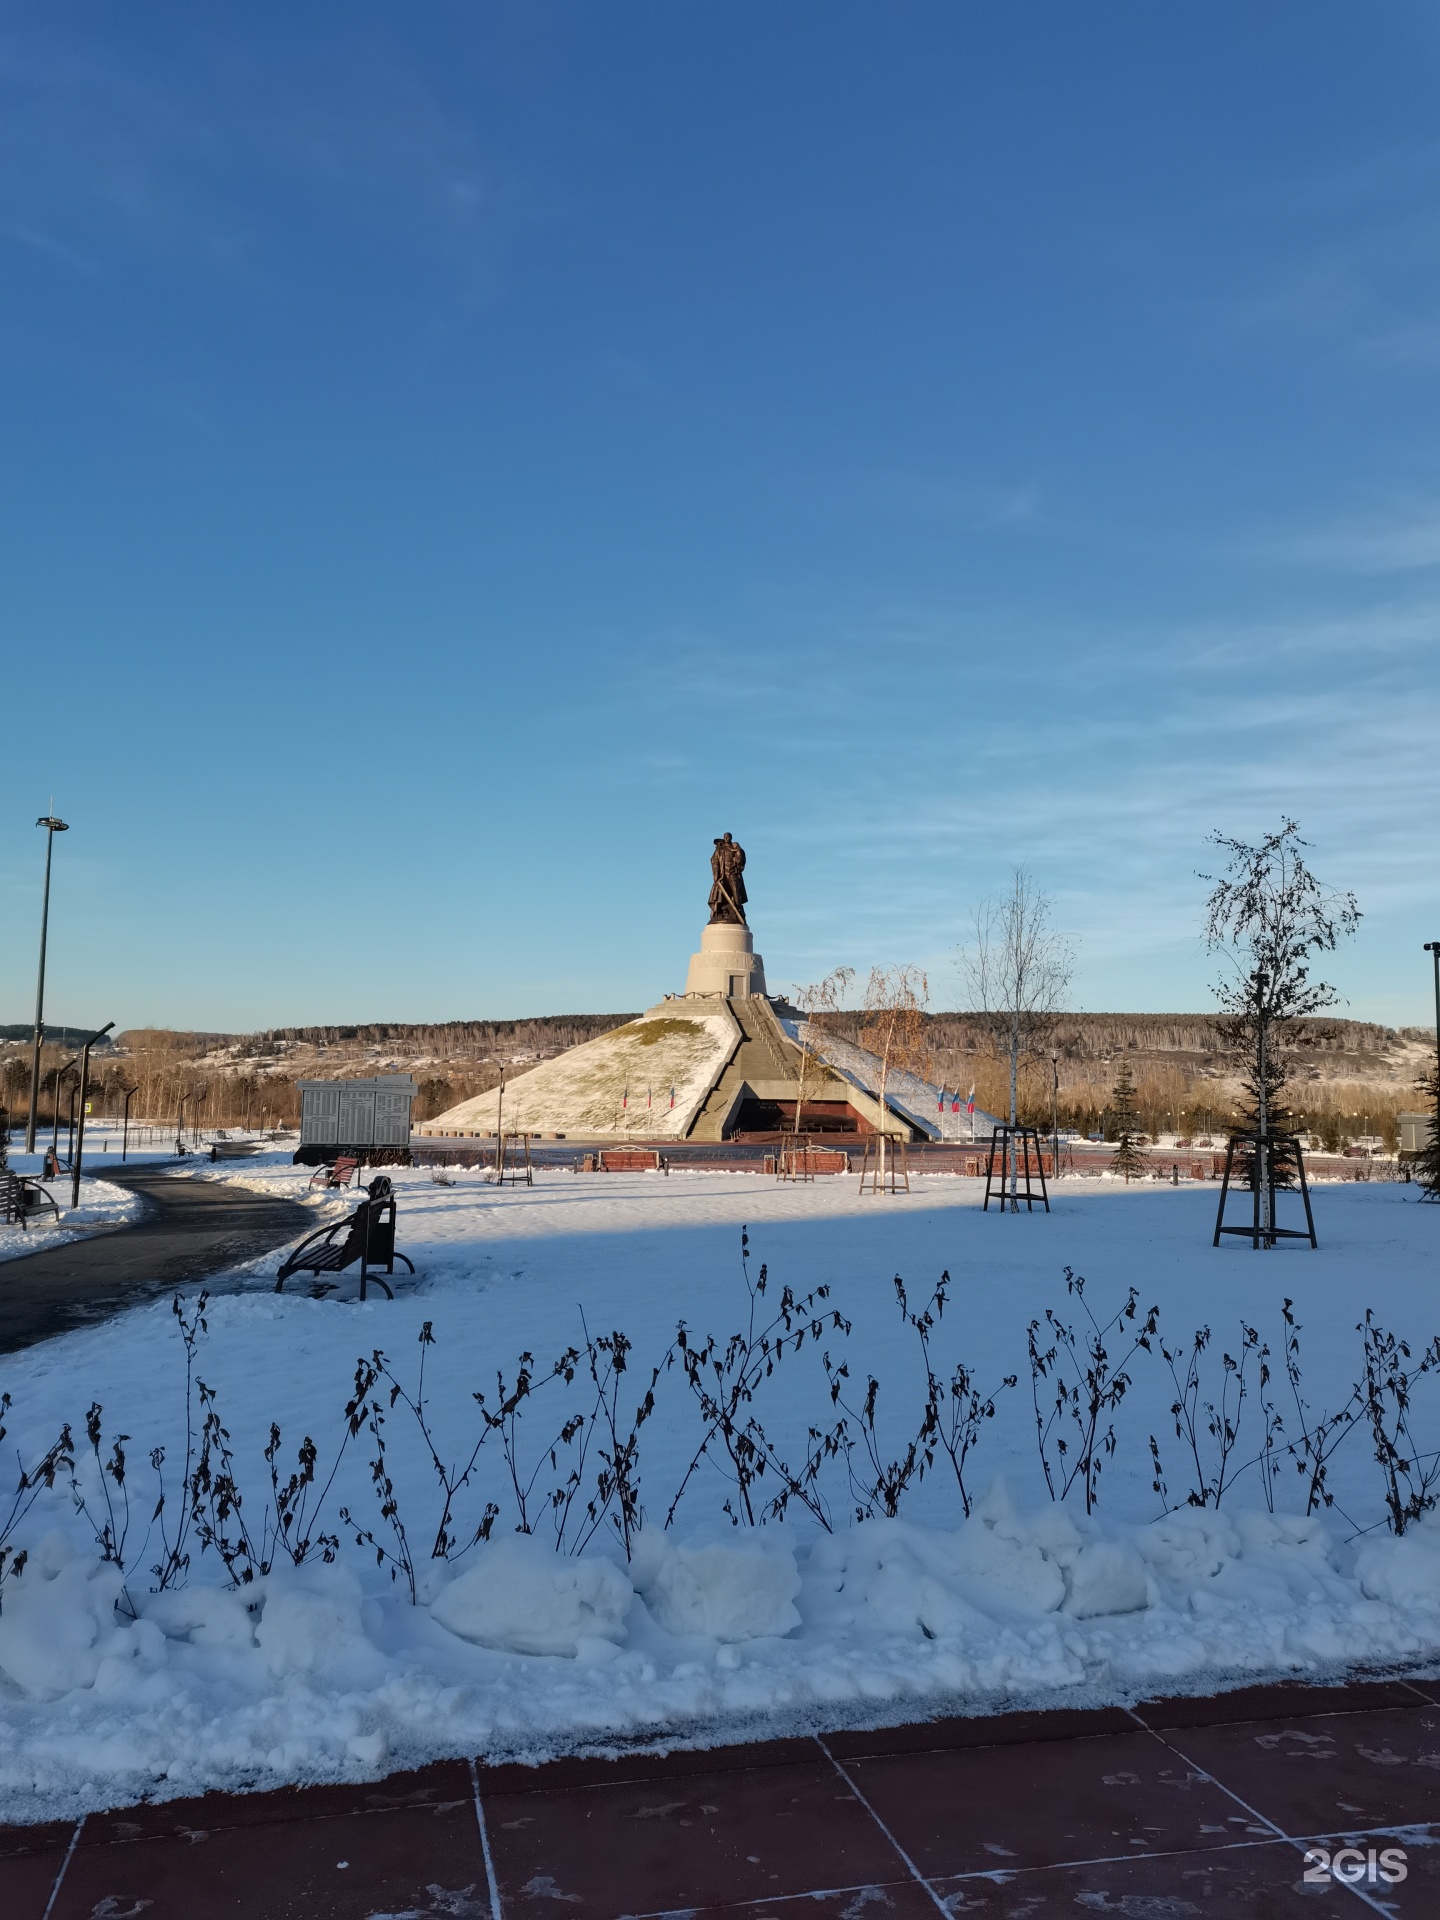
[1351,1824,1440,1918]
[49,1798,489,1920]
[0,1818,74,1857]
[80,1759,474,1845]
[1133,1675,1427,1729]
[662,1885,940,1918]
[1,1845,70,1920]
[931,1840,1348,1914]
[824,1703,1137,1760]
[481,1755,908,1918]
[14,1678,1440,1918]
[477,1736,819,1797]
[834,1726,1276,1879]
[1153,1702,1440,1837]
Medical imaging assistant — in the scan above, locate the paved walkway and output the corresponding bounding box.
[0,1165,311,1354]
[6,1676,1438,1916]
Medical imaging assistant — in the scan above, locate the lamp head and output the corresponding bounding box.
[36,816,68,832]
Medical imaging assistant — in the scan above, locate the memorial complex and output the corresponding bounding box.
[416,836,975,1148]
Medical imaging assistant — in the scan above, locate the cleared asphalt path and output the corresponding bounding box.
[0,1164,312,1355]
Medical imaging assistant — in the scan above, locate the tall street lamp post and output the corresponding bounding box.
[71,1023,115,1208]
[1050,1050,1060,1183]
[121,1086,138,1163]
[1425,944,1440,1167]
[25,815,69,1153]
[1255,968,1272,1250]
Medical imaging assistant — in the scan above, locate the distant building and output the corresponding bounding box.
[1398,1112,1436,1155]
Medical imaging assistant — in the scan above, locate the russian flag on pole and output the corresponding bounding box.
[647,1086,652,1109]
[669,1086,675,1109]
[966,1085,975,1116]
[622,1087,628,1110]
[937,1086,946,1114]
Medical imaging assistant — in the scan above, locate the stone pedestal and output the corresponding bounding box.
[685,921,767,999]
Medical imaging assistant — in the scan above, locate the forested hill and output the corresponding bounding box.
[869,1011,1427,1063]
[257,1015,639,1057]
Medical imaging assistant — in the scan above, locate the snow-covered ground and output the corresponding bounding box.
[0,1164,1438,1822]
[0,1172,146,1263]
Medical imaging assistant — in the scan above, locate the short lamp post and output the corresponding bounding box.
[50,1056,77,1167]
[175,1096,186,1157]
[24,814,69,1153]
[71,1023,115,1207]
[121,1085,138,1163]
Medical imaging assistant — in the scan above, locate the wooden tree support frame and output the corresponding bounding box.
[777,1133,815,1182]
[982,1125,1051,1213]
[1213,1130,1317,1249]
[492,1131,534,1186]
[858,1133,910,1194]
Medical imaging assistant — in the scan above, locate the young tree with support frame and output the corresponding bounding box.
[788,966,856,1165]
[1201,820,1358,1246]
[859,964,929,1194]
[961,869,1074,1209]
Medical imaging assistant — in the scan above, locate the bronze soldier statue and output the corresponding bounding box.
[708,832,748,926]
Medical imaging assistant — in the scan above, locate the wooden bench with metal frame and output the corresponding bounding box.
[0,1170,62,1229]
[309,1155,361,1191]
[275,1175,414,1300]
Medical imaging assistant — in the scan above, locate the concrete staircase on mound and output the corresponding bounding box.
[685,996,805,1142]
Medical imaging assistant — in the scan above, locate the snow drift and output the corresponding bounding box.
[2,1494,1440,1823]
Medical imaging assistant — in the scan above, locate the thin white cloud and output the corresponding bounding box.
[0,221,97,273]
[1264,505,1440,575]
[0,20,527,291]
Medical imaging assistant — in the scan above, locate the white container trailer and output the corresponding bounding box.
[298,1076,417,1154]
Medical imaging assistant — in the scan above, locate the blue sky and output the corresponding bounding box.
[3,3,1438,1031]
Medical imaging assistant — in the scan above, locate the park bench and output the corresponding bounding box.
[308,1155,360,1190]
[0,1171,61,1229]
[275,1175,414,1300]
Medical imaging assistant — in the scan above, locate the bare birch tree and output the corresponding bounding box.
[961,869,1074,1205]
[788,966,855,1147]
[860,964,930,1190]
